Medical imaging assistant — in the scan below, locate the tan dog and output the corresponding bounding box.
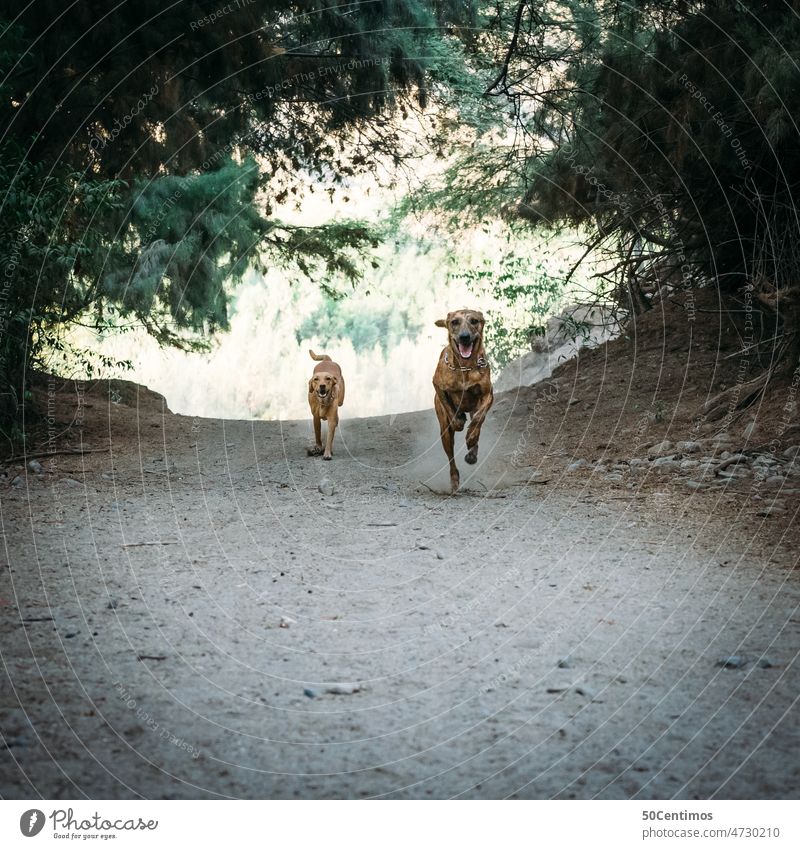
[432,310,494,491]
[307,350,345,460]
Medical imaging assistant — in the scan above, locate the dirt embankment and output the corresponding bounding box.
[1,298,799,799]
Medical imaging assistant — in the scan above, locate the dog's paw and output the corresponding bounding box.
[322,454,332,461]
[453,412,467,432]
[306,445,323,456]
[464,449,478,464]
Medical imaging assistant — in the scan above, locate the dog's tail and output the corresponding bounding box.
[309,350,332,361]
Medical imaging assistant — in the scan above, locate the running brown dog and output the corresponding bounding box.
[307,350,345,460]
[432,309,494,492]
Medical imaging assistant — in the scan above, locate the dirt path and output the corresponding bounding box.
[2,383,799,799]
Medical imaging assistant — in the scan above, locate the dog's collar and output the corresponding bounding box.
[445,350,488,371]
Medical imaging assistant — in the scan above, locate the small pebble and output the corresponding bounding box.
[326,683,361,695]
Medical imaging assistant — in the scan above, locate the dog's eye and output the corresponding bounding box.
[451,320,459,327]
[470,318,479,325]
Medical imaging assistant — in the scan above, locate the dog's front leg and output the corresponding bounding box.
[465,389,494,464]
[323,410,337,460]
[435,393,459,491]
[309,412,323,455]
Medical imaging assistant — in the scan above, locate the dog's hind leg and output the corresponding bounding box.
[435,394,459,491]
[337,376,345,407]
[465,389,494,464]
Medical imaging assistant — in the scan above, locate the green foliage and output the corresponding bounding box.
[297,299,422,356]
[466,1,800,311]
[452,253,564,368]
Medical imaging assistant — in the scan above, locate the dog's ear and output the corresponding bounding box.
[331,375,339,384]
[435,318,447,328]
[308,378,315,393]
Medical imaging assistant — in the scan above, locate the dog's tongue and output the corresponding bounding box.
[458,341,474,359]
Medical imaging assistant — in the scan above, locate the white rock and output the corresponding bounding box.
[677,441,702,454]
[648,441,674,457]
[494,304,620,392]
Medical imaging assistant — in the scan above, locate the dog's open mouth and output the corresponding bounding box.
[457,340,474,359]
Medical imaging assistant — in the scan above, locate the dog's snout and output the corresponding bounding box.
[458,330,472,342]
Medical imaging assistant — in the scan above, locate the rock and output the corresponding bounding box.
[782,445,800,459]
[27,459,43,473]
[494,304,620,392]
[326,683,361,695]
[720,450,732,461]
[61,478,81,488]
[647,441,674,458]
[567,459,588,472]
[752,454,775,467]
[11,475,22,487]
[653,455,678,468]
[758,658,776,669]
[718,463,750,478]
[279,616,296,629]
[743,421,756,440]
[604,473,623,482]
[757,505,786,517]
[574,685,595,698]
[680,459,700,470]
[763,476,784,489]
[717,655,746,669]
[684,480,706,490]
[435,550,446,561]
[303,687,318,698]
[398,497,413,508]
[318,478,335,496]
[557,657,572,669]
[677,441,702,454]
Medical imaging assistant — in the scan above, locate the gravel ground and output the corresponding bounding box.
[1,382,799,799]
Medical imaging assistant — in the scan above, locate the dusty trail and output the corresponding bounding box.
[1,383,799,799]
